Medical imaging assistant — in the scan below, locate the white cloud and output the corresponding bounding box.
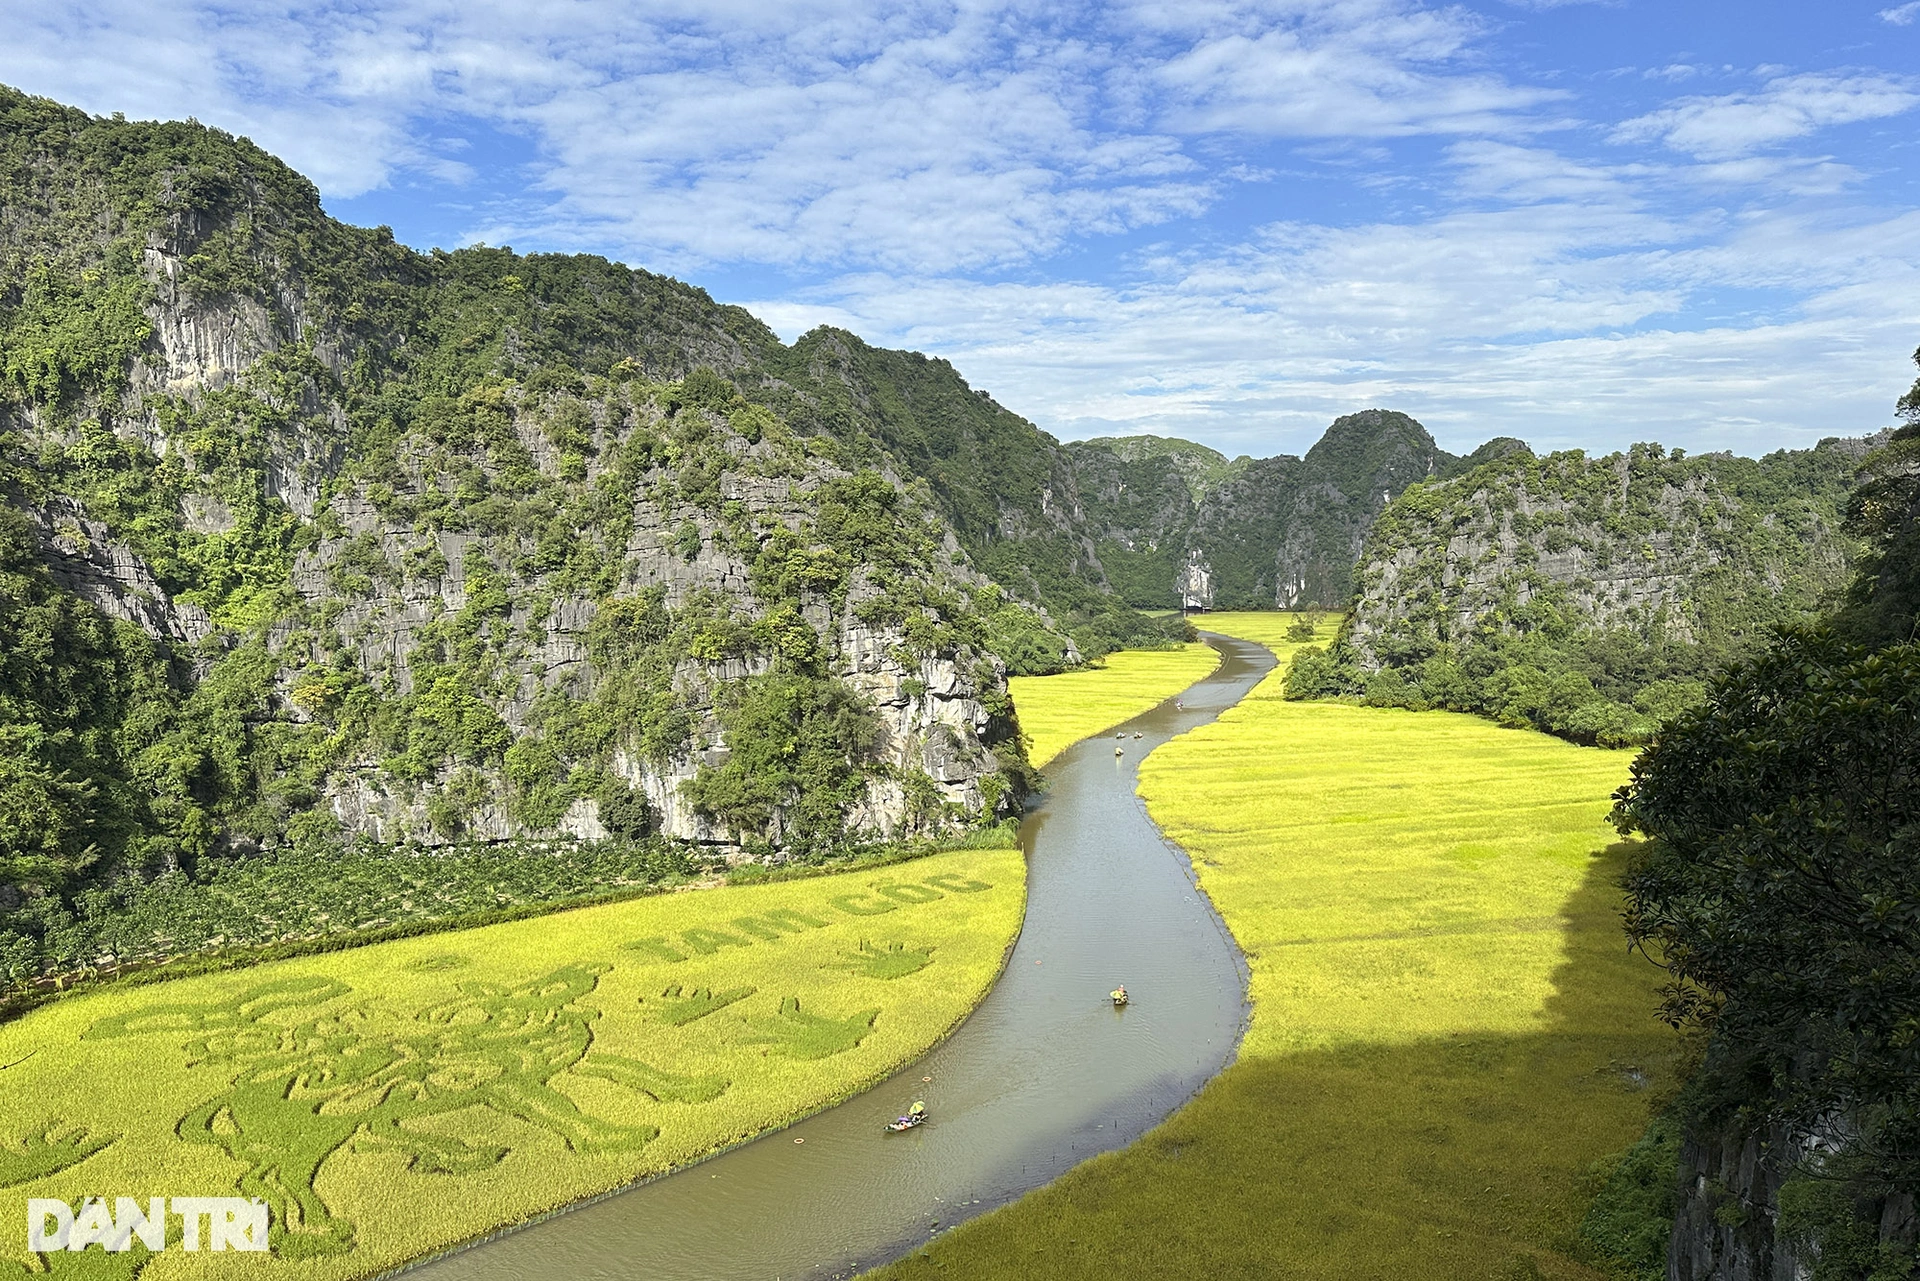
[1613,70,1919,160]
[0,0,1567,271]
[742,199,1920,459]
[4,1,1917,465]
[1880,2,1920,25]
[1445,140,1641,205]
[1150,2,1566,138]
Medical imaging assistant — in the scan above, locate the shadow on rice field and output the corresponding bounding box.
[875,613,1679,1281]
[878,846,1674,1281]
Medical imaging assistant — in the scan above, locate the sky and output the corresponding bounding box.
[5,1,1920,461]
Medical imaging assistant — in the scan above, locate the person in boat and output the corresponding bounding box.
[909,1100,926,1120]
[1111,985,1128,1005]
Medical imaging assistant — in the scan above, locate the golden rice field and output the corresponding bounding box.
[0,848,1024,1281]
[879,612,1676,1280]
[1009,642,1221,768]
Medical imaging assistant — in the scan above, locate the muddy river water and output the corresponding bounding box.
[404,632,1272,1281]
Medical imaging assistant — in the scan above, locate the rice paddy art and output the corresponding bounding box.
[0,848,1024,1280]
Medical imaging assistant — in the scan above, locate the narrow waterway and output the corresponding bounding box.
[404,633,1272,1281]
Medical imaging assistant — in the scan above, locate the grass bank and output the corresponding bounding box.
[876,612,1677,1280]
[1009,642,1221,768]
[0,848,1024,1280]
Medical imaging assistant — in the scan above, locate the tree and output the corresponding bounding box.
[1837,355,1920,647]
[1614,630,1920,1194]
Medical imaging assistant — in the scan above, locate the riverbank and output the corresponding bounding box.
[874,612,1679,1279]
[0,848,1025,1280]
[401,635,1270,1281]
[1010,642,1220,768]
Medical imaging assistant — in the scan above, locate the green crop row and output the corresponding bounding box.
[0,838,706,995]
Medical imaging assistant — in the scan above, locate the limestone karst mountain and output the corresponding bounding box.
[0,87,1046,882]
[1066,413,1529,612]
[1,81,1838,903]
[1285,435,1872,745]
[0,84,1471,890]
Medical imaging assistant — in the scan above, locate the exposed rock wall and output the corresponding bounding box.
[1669,1114,1917,1281]
[270,393,1013,852]
[7,208,1017,858]
[29,497,212,644]
[1343,442,1863,669]
[1064,410,1463,612]
[1670,1120,1812,1281]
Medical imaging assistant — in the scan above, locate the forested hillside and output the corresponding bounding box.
[1076,434,1249,501]
[755,328,1181,666]
[1284,437,1869,744]
[0,78,1508,958]
[9,81,1859,1008]
[0,86,1132,979]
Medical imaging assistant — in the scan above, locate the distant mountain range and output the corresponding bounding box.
[1066,414,1531,611]
[0,81,1869,902]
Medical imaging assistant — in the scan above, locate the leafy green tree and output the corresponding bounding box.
[683,674,881,854]
[1600,351,1920,1271]
[1613,630,1920,1217]
[0,507,179,897]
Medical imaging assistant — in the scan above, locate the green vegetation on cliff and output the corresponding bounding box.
[0,86,1094,988]
[1075,434,1248,502]
[1063,412,1520,612]
[763,330,1188,660]
[1285,438,1863,745]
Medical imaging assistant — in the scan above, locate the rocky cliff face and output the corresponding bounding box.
[1342,440,1866,670]
[30,497,213,644]
[0,89,1035,865]
[1064,410,1469,611]
[1670,1120,1814,1281]
[1668,1114,1917,1281]
[266,398,1014,851]
[20,334,1018,854]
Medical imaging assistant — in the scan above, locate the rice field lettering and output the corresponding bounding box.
[623,873,992,964]
[644,985,757,1026]
[0,848,1025,1279]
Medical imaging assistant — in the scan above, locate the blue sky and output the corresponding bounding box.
[6,1,1920,460]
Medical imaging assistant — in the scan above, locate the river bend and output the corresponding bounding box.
[406,632,1272,1281]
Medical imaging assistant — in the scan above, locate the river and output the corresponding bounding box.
[403,632,1272,1281]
